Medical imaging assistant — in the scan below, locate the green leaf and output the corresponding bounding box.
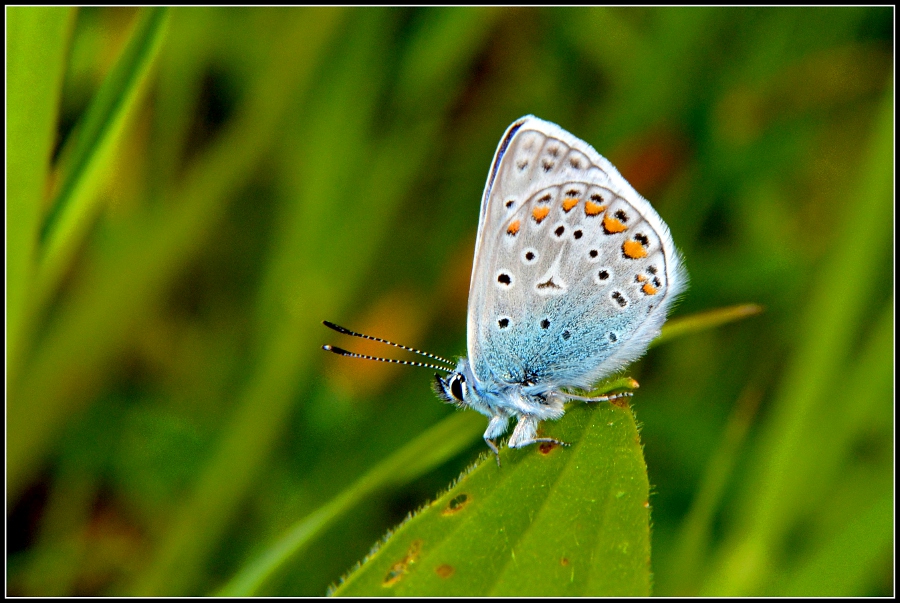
[330,401,650,596]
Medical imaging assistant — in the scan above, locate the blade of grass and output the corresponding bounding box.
[771,298,893,596]
[124,10,401,596]
[6,9,343,502]
[133,8,506,596]
[6,6,75,391]
[667,381,765,595]
[36,7,169,316]
[14,445,99,596]
[702,82,893,596]
[393,7,501,111]
[146,8,215,196]
[653,303,763,348]
[780,490,892,596]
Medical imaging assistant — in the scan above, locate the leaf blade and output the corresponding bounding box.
[331,402,650,596]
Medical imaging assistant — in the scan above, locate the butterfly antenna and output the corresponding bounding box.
[322,321,455,368]
[322,345,453,373]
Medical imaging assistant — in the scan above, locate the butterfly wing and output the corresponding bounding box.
[466,116,686,391]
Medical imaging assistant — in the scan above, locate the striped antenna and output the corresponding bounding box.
[322,321,455,368]
[322,345,453,373]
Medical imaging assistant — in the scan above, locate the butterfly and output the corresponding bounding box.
[324,115,686,464]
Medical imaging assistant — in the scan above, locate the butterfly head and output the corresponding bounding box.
[433,359,478,409]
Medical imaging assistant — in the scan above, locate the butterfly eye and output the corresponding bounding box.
[449,374,467,401]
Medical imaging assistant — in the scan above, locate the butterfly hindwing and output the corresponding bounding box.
[466,116,685,391]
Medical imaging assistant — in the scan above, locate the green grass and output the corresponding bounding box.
[6,7,893,597]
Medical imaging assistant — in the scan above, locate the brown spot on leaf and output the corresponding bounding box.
[539,441,559,454]
[442,493,470,516]
[383,564,405,587]
[382,539,423,587]
[610,395,630,409]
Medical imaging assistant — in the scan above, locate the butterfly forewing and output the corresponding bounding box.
[467,116,684,391]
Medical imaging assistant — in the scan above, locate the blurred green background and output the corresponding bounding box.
[6,6,893,597]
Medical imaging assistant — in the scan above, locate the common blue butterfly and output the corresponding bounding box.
[324,116,686,464]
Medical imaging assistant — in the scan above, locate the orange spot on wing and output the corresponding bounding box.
[636,274,647,282]
[623,240,648,259]
[584,200,606,216]
[507,220,520,235]
[562,198,579,212]
[642,282,658,295]
[532,206,550,223]
[603,214,627,234]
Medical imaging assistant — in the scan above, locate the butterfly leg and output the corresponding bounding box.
[507,415,570,449]
[483,415,509,467]
[564,391,634,403]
